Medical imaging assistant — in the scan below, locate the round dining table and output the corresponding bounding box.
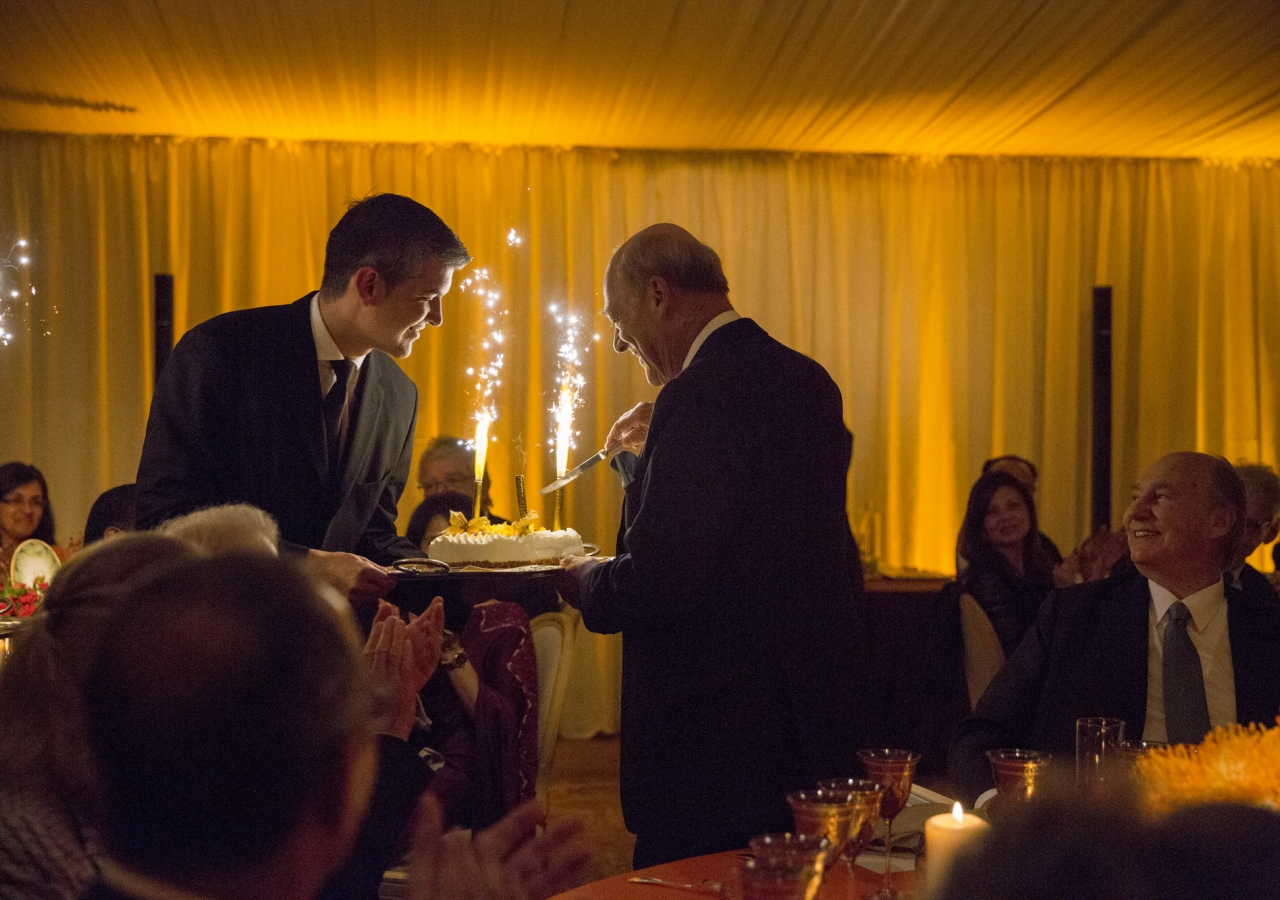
[551,849,918,900]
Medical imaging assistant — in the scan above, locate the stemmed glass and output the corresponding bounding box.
[857,749,920,900]
[786,789,858,875]
[816,778,884,865]
[984,749,1051,819]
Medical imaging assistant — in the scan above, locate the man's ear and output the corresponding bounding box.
[647,275,673,316]
[1263,518,1280,546]
[1206,505,1235,542]
[353,267,381,306]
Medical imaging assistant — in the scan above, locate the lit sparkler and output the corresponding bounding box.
[460,267,508,518]
[547,303,600,528]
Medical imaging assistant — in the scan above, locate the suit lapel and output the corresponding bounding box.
[336,353,387,503]
[1103,575,1152,733]
[284,297,330,483]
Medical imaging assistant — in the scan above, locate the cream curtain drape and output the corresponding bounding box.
[2,134,1277,574]
[4,133,1276,736]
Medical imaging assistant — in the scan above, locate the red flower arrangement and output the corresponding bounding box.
[0,577,50,618]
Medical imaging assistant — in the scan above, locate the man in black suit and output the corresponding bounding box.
[79,553,589,900]
[950,452,1280,803]
[1230,463,1280,604]
[136,194,468,602]
[557,224,869,867]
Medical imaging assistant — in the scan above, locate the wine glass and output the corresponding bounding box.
[787,789,857,874]
[816,778,883,863]
[857,749,920,900]
[984,749,1051,818]
[747,833,833,900]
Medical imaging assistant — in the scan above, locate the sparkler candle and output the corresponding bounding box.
[472,411,492,519]
[547,304,599,530]
[459,266,508,520]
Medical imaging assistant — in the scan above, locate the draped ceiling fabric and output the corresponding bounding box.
[0,0,1278,578]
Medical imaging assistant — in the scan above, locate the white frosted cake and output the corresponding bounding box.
[428,512,583,568]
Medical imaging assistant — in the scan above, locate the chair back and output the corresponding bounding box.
[530,608,579,809]
[958,592,1005,709]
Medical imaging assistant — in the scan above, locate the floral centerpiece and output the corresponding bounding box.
[1136,720,1280,816]
[1,576,49,618]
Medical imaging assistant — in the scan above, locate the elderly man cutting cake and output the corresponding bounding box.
[556,224,873,868]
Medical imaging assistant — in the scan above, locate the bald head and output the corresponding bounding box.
[603,225,733,385]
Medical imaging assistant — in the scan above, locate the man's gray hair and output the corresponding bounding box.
[609,224,730,299]
[1235,463,1280,523]
[157,504,281,556]
[1194,453,1247,566]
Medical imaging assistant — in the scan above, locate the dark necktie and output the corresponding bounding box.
[324,359,354,474]
[1163,600,1211,744]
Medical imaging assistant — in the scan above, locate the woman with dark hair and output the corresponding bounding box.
[917,471,1057,775]
[955,470,1057,655]
[0,462,56,586]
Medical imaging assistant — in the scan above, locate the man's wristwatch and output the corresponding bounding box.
[439,630,469,672]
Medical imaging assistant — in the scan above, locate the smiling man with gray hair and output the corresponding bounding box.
[950,451,1280,803]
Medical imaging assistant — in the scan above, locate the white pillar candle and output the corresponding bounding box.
[924,802,989,897]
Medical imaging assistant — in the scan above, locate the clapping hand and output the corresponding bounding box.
[365,597,445,740]
[409,796,592,900]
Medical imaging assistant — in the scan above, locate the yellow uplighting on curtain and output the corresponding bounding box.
[0,133,1278,576]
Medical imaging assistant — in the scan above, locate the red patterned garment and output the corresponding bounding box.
[421,601,539,829]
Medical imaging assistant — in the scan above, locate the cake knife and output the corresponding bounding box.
[539,440,625,494]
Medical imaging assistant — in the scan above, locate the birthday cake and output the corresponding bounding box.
[427,512,584,569]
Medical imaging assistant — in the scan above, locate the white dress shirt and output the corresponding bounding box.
[682,310,741,371]
[1142,577,1236,742]
[310,293,367,450]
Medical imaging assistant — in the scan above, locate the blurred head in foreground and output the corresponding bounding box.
[156,503,280,556]
[84,554,375,898]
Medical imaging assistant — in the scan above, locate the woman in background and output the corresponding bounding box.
[917,470,1057,775]
[955,470,1057,656]
[0,462,57,587]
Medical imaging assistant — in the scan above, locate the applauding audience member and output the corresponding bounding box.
[949,452,1280,803]
[83,485,137,545]
[1229,463,1279,603]
[80,553,590,900]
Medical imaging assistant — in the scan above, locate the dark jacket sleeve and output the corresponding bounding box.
[948,589,1062,804]
[574,379,754,635]
[135,326,237,529]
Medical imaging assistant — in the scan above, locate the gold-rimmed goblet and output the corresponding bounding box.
[984,749,1051,818]
[787,789,857,876]
[857,749,920,900]
[816,778,883,864]
[747,833,833,900]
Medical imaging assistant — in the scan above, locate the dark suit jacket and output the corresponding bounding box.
[574,318,870,849]
[136,295,418,564]
[1237,563,1280,605]
[949,571,1280,802]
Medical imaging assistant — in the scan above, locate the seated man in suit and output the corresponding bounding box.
[137,194,470,605]
[1230,463,1279,604]
[80,552,589,900]
[950,451,1280,803]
